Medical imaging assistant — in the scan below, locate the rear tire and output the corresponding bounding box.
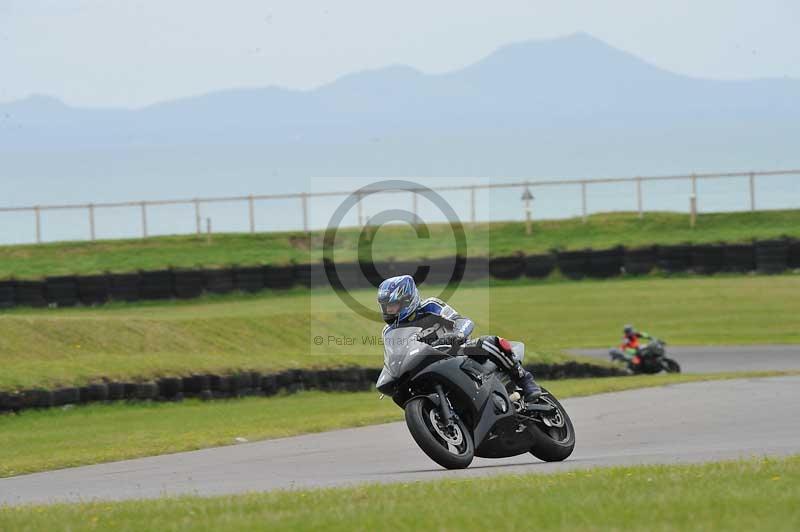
[663,358,681,373]
[405,397,474,470]
[528,389,576,462]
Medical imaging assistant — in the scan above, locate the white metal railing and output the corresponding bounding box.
[1,168,798,244]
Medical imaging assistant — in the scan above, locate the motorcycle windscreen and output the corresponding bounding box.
[382,326,425,378]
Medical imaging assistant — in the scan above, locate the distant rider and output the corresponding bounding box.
[620,324,652,359]
[377,274,542,403]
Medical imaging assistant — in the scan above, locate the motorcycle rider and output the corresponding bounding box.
[620,324,652,360]
[377,274,542,403]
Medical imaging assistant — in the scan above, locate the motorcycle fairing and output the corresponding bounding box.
[410,356,536,458]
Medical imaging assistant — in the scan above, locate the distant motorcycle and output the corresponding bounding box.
[376,327,575,469]
[609,339,681,374]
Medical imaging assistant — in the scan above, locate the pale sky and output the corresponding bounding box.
[1,0,797,108]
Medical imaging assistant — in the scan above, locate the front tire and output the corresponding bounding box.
[528,389,576,462]
[663,358,681,373]
[405,397,474,469]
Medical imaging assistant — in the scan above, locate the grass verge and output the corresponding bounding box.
[1,275,798,390]
[1,455,798,531]
[0,371,794,478]
[1,209,799,279]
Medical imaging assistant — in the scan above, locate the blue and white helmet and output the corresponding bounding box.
[377,275,420,325]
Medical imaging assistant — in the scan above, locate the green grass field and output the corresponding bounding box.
[0,275,797,390]
[2,456,797,531]
[1,209,799,279]
[0,372,792,478]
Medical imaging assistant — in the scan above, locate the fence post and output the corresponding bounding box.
[34,206,42,243]
[581,181,588,223]
[749,172,756,211]
[301,192,309,233]
[193,199,201,235]
[690,195,697,228]
[248,195,255,233]
[140,202,148,238]
[521,183,534,235]
[470,186,476,225]
[412,190,418,221]
[636,177,643,219]
[88,203,96,241]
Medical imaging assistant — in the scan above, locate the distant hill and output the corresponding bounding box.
[2,32,798,231]
[2,33,798,151]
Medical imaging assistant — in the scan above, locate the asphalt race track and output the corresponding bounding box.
[570,344,800,373]
[1,376,798,506]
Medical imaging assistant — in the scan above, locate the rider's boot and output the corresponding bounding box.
[515,365,542,403]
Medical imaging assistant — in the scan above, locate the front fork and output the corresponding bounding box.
[435,384,454,428]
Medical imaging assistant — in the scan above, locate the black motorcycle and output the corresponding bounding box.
[609,339,681,374]
[376,327,575,470]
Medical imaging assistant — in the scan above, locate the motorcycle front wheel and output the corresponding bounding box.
[528,388,576,462]
[663,358,681,373]
[404,397,474,469]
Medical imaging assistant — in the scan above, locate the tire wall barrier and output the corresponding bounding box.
[0,362,626,414]
[557,250,590,279]
[264,265,295,289]
[46,276,79,307]
[755,240,789,274]
[108,273,141,302]
[78,275,110,305]
[489,255,526,280]
[0,239,797,310]
[657,244,692,273]
[233,266,265,293]
[790,240,800,269]
[723,244,756,273]
[623,246,657,276]
[140,270,173,300]
[173,270,205,299]
[587,246,624,278]
[14,280,47,307]
[0,280,15,309]
[204,268,235,294]
[690,244,726,275]
[525,254,556,278]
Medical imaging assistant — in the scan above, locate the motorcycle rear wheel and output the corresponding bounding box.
[528,389,576,462]
[405,397,474,469]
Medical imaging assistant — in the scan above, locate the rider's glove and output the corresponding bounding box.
[431,332,466,348]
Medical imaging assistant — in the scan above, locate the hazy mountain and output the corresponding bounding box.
[2,33,798,151]
[1,30,798,238]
